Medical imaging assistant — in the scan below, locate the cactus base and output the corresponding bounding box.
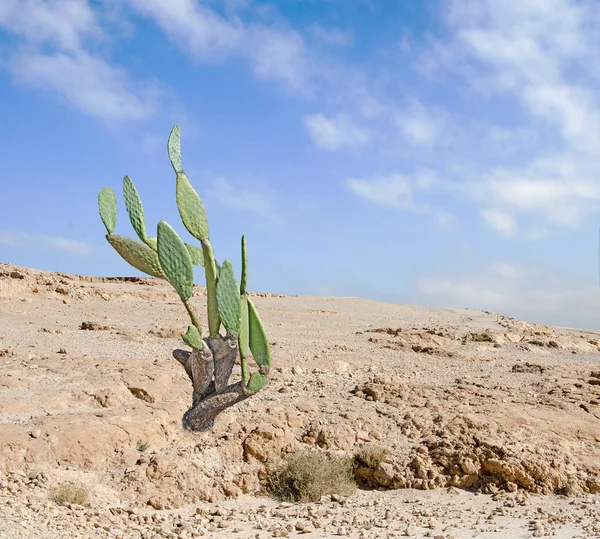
[181,380,248,431]
[173,333,250,431]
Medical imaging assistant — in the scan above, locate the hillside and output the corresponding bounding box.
[1,262,600,538]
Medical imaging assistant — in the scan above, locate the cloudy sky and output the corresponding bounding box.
[2,0,600,329]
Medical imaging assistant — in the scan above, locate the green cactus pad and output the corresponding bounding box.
[168,125,183,174]
[238,294,250,359]
[146,236,158,251]
[176,173,209,241]
[240,235,247,295]
[157,221,194,302]
[248,297,271,370]
[123,176,148,243]
[201,239,220,336]
[98,187,117,234]
[216,260,241,334]
[246,371,268,394]
[185,243,205,266]
[183,325,203,350]
[106,234,164,278]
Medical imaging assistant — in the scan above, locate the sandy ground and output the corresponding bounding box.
[1,261,600,538]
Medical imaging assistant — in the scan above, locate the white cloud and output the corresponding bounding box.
[442,0,600,151]
[45,236,91,256]
[347,170,454,228]
[435,212,459,231]
[418,274,508,308]
[522,83,600,152]
[477,154,600,227]
[0,0,99,50]
[9,51,156,121]
[480,209,517,236]
[0,0,157,122]
[524,227,550,240]
[123,0,244,60]
[489,262,521,280]
[394,100,445,146]
[0,230,91,256]
[416,260,600,329]
[487,126,539,152]
[246,25,313,93]
[124,0,319,94]
[347,174,416,210]
[403,0,600,235]
[308,25,353,47]
[304,113,371,151]
[211,178,279,222]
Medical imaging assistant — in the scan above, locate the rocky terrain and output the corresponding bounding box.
[1,261,599,538]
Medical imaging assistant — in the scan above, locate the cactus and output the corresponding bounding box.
[216,260,241,334]
[183,325,203,350]
[106,233,165,279]
[98,187,117,234]
[97,125,272,431]
[156,220,194,303]
[123,175,149,244]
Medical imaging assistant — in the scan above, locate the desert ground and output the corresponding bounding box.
[1,261,599,539]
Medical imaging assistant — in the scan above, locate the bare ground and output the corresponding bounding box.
[1,261,599,538]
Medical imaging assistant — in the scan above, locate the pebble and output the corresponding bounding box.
[405,524,417,536]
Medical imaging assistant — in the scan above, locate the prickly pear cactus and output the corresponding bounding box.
[97,125,272,431]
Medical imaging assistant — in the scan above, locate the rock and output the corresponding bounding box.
[373,463,395,487]
[295,520,312,532]
[332,361,350,375]
[127,387,155,403]
[315,424,356,450]
[405,524,417,536]
[80,321,110,331]
[243,422,298,462]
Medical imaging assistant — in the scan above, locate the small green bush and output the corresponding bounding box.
[136,440,149,452]
[266,449,356,502]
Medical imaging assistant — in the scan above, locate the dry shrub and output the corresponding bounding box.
[470,332,493,342]
[50,481,89,506]
[354,444,388,470]
[266,449,356,502]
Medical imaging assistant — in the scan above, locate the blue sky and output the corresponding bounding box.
[2,0,600,330]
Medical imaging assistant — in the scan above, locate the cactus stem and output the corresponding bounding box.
[241,358,249,386]
[184,299,201,331]
[201,238,221,336]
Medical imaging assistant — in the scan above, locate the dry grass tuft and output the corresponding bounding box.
[50,481,89,507]
[353,444,388,469]
[470,332,493,342]
[266,449,356,502]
